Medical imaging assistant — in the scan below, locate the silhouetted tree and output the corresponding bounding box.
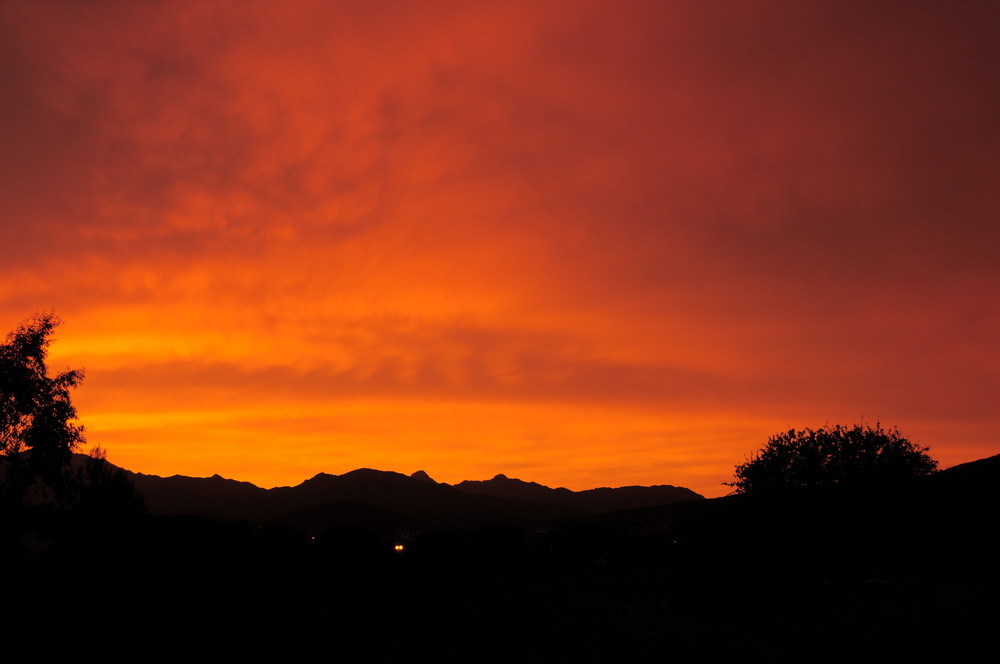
[727,423,937,494]
[0,314,145,558]
[0,313,85,501]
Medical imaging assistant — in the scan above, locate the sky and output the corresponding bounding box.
[1,0,997,497]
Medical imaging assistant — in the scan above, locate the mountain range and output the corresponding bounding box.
[116,461,704,535]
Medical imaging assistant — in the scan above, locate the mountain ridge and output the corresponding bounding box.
[94,453,1000,539]
[97,456,706,531]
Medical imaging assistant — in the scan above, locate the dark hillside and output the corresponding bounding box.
[453,473,703,512]
[265,468,585,528]
[123,460,699,531]
[128,464,586,530]
[129,472,268,521]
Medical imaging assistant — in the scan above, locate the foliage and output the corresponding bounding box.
[0,315,144,559]
[0,313,85,498]
[727,423,938,494]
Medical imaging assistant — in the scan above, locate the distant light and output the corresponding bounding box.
[394,544,405,552]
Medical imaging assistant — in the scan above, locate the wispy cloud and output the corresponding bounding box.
[2,1,997,496]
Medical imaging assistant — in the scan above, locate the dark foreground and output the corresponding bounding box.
[10,553,997,663]
[4,459,999,662]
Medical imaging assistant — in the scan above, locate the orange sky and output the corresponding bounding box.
[2,1,997,497]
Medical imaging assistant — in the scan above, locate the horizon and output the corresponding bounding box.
[90,447,994,498]
[3,1,998,500]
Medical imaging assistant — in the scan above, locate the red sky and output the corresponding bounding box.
[1,0,997,497]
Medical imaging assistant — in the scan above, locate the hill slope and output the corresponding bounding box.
[452,473,702,513]
[117,460,703,532]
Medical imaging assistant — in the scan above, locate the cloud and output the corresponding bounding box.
[2,0,998,496]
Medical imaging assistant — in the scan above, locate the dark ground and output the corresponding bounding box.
[4,461,999,663]
[8,552,998,662]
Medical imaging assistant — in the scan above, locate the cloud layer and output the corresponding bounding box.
[2,1,997,495]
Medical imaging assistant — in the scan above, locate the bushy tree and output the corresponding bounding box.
[728,423,937,494]
[0,313,85,498]
[0,315,144,560]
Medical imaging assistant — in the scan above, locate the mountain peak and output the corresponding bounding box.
[304,472,337,484]
[491,473,510,481]
[410,470,436,483]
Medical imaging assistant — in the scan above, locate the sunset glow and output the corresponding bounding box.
[2,1,997,497]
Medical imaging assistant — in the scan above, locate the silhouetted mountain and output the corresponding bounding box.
[453,473,703,512]
[96,453,1000,540]
[129,471,268,521]
[98,452,1000,555]
[410,470,436,483]
[454,473,577,503]
[121,463,588,531]
[265,468,586,529]
[96,457,703,533]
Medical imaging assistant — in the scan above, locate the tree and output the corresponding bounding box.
[0,315,144,560]
[727,423,937,494]
[0,313,85,498]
